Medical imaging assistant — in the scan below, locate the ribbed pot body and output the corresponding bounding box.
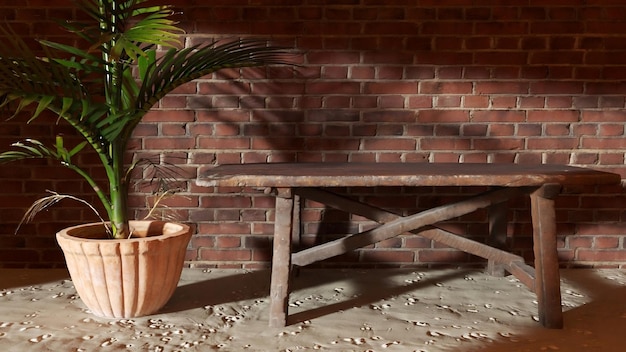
[56,220,192,318]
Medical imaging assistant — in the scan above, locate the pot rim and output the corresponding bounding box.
[56,220,191,243]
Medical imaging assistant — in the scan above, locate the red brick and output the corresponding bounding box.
[573,153,599,164]
[418,249,471,263]
[582,138,626,150]
[436,96,461,107]
[472,110,526,122]
[360,250,414,263]
[597,210,622,222]
[475,82,529,94]
[598,124,624,136]
[546,96,573,108]
[463,153,489,162]
[197,110,250,123]
[198,222,252,235]
[434,124,460,136]
[573,123,597,136]
[417,110,469,123]
[573,96,599,109]
[415,52,473,65]
[406,125,434,136]
[463,96,489,108]
[527,137,579,150]
[531,82,584,94]
[493,67,522,80]
[321,66,348,79]
[519,96,545,108]
[192,235,216,248]
[215,236,242,248]
[362,52,413,65]
[421,21,473,35]
[199,249,251,261]
[362,139,416,151]
[599,153,624,165]
[408,96,434,108]
[517,153,542,164]
[586,82,626,95]
[197,137,250,149]
[420,81,472,94]
[528,110,580,122]
[495,38,522,51]
[437,8,464,20]
[364,82,417,95]
[599,96,625,108]
[583,110,626,122]
[363,110,415,122]
[406,67,436,80]
[593,237,620,249]
[324,96,351,108]
[475,52,528,65]
[545,124,571,136]
[434,37,463,50]
[350,66,376,80]
[577,250,626,262]
[304,137,359,151]
[421,138,472,150]
[251,82,305,95]
[379,96,405,108]
[474,138,524,150]
[491,97,517,108]
[462,124,488,136]
[576,223,626,236]
[143,110,195,123]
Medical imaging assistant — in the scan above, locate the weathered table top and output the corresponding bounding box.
[197,162,621,188]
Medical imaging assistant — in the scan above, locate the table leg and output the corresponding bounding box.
[269,188,295,328]
[487,200,508,276]
[291,194,301,248]
[530,184,563,329]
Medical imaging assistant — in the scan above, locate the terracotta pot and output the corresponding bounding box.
[56,220,192,318]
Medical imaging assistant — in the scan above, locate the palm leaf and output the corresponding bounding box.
[0,0,295,239]
[15,191,107,235]
[0,139,55,163]
[0,137,87,165]
[38,41,109,72]
[0,26,93,117]
[68,0,181,62]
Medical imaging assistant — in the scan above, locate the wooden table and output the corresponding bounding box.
[196,162,621,329]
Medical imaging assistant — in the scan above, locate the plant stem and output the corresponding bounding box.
[108,140,129,238]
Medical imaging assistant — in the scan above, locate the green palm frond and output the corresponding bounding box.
[0,24,110,156]
[0,137,87,165]
[0,139,57,163]
[66,0,182,61]
[0,0,294,239]
[0,29,90,116]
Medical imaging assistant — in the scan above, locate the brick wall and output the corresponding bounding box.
[1,1,626,269]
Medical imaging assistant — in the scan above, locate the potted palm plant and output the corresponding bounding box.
[0,0,291,318]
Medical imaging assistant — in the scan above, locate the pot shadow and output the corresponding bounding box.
[160,267,471,325]
[0,269,70,290]
[160,270,272,313]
